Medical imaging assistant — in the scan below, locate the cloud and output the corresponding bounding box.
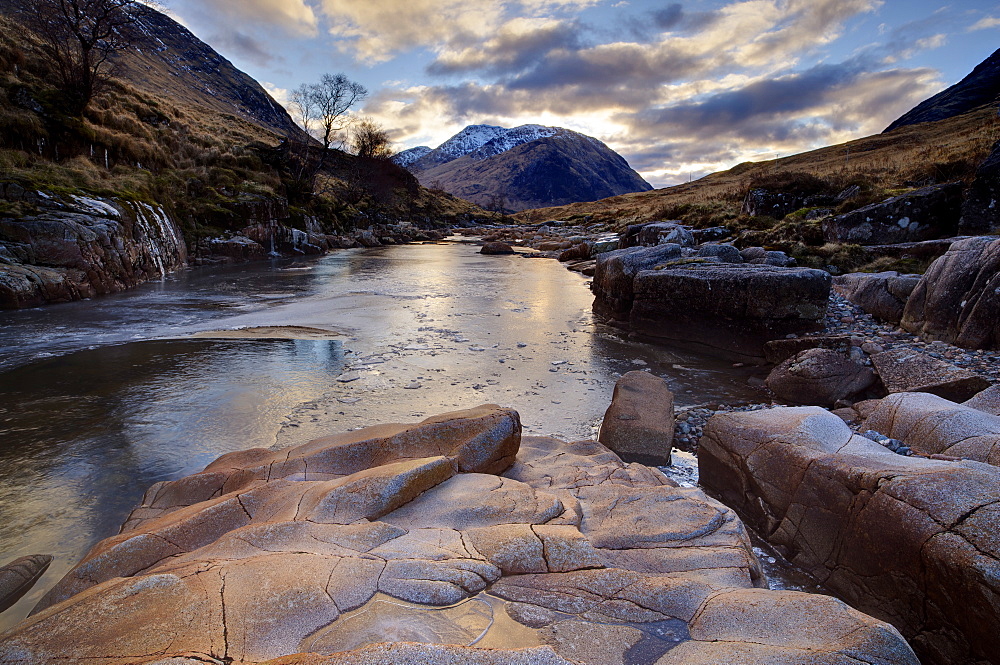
[206,31,279,67]
[427,17,583,77]
[968,16,1000,31]
[196,0,318,36]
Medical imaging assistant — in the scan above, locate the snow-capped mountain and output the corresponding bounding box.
[393,146,432,168]
[395,124,652,211]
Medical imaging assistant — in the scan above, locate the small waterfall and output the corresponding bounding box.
[133,202,184,278]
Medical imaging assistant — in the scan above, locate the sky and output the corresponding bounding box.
[163,0,1000,187]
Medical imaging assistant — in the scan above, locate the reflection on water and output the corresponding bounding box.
[0,243,767,632]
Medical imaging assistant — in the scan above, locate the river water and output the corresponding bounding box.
[0,240,765,631]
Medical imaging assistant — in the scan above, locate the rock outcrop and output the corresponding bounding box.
[700,406,1000,665]
[598,371,674,465]
[864,392,1000,465]
[765,348,875,406]
[591,244,682,316]
[0,191,187,309]
[960,140,1000,235]
[0,405,916,665]
[821,183,963,245]
[900,236,1000,349]
[870,347,991,401]
[832,271,921,324]
[625,263,831,361]
[0,555,50,614]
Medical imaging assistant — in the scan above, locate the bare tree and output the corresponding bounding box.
[351,117,393,160]
[20,0,141,114]
[291,74,367,149]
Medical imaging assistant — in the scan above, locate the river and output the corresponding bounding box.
[0,240,765,631]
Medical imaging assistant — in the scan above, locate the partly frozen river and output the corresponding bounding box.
[0,240,765,630]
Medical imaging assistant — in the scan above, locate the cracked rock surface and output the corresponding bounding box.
[699,405,1000,665]
[1,405,915,664]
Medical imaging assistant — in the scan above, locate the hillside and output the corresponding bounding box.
[885,47,1000,131]
[520,99,998,229]
[398,124,652,211]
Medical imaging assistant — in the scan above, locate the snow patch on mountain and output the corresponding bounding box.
[393,146,432,167]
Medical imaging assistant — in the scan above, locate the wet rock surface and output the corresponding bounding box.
[699,406,1000,665]
[0,193,187,309]
[0,405,914,665]
[0,555,51,614]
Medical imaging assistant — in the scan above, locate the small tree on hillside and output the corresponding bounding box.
[351,117,393,160]
[21,0,142,115]
[291,73,367,149]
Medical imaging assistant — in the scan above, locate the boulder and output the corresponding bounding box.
[480,242,515,255]
[598,371,674,465]
[700,406,1000,665]
[870,347,991,401]
[695,244,742,263]
[965,384,1000,416]
[833,271,921,324]
[822,182,963,245]
[0,555,51,613]
[741,189,835,218]
[591,244,682,316]
[739,246,794,266]
[637,221,695,247]
[762,333,855,365]
[765,348,876,406]
[864,392,1000,465]
[627,264,831,361]
[901,236,1000,349]
[960,140,1000,234]
[557,244,588,262]
[0,407,915,665]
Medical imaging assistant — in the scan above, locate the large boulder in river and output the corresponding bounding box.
[864,392,1000,465]
[591,243,681,316]
[0,405,916,665]
[822,182,963,245]
[832,271,921,324]
[700,406,1000,665]
[480,241,515,255]
[901,236,1000,349]
[627,263,831,361]
[960,140,1000,235]
[765,348,875,406]
[598,370,674,465]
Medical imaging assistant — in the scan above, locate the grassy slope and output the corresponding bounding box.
[0,13,483,238]
[520,104,999,229]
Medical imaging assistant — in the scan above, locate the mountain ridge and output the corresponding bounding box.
[396,124,652,211]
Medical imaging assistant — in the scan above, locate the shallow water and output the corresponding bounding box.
[0,242,766,631]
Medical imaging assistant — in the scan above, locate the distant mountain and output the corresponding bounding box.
[885,47,1000,132]
[395,124,652,211]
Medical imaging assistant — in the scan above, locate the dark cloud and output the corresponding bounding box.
[207,31,278,67]
[426,20,584,77]
[652,4,684,30]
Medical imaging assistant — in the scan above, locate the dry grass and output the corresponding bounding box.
[520,104,1000,229]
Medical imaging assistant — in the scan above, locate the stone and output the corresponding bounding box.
[480,242,515,255]
[832,271,921,324]
[598,371,674,465]
[864,392,1000,465]
[695,244,742,263]
[0,194,187,309]
[765,348,876,406]
[700,406,1000,665]
[591,244,682,316]
[0,555,51,613]
[960,140,1000,234]
[870,347,991,401]
[627,264,831,361]
[965,384,1000,416]
[763,334,854,364]
[0,407,916,665]
[901,236,1000,350]
[822,182,963,245]
[633,221,695,248]
[741,189,835,219]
